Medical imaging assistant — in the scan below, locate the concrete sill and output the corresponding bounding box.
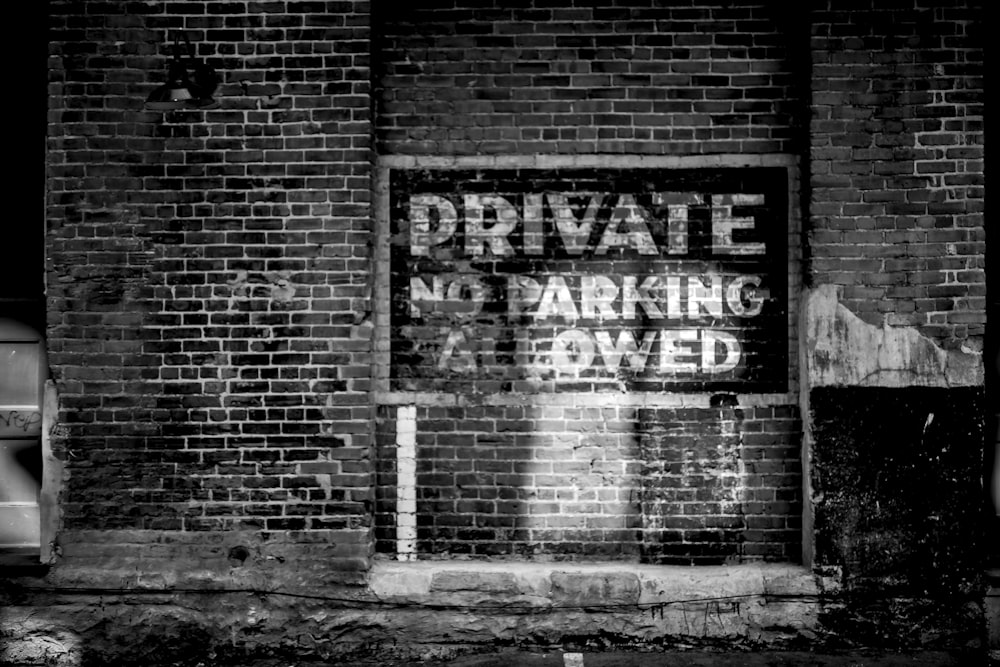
[369,560,821,608]
[367,561,824,641]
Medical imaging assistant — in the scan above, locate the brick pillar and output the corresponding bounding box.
[804,0,986,647]
[46,0,374,586]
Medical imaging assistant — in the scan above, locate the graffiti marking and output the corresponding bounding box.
[0,410,42,433]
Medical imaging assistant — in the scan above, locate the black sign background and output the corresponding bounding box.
[389,167,789,394]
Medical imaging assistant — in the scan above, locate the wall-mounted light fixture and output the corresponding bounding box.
[145,32,219,110]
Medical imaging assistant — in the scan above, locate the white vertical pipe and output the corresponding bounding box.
[395,405,417,561]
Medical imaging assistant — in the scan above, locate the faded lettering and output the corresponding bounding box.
[594,195,658,255]
[463,194,518,257]
[390,167,787,389]
[409,194,458,256]
[405,191,767,258]
[408,272,768,377]
[711,194,766,256]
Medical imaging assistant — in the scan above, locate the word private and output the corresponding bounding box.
[407,191,767,259]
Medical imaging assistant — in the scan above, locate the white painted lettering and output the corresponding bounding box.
[595,194,659,255]
[407,191,773,258]
[523,193,545,256]
[409,276,484,317]
[665,275,682,319]
[535,276,580,322]
[508,276,542,317]
[595,330,657,371]
[445,276,486,316]
[622,276,664,319]
[712,194,766,255]
[701,330,742,374]
[438,328,476,371]
[580,275,619,321]
[659,329,699,374]
[409,194,457,256]
[687,275,724,320]
[548,193,600,255]
[409,275,444,317]
[463,194,517,257]
[550,329,596,376]
[725,275,764,317]
[653,193,704,256]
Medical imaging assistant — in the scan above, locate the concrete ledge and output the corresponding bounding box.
[369,561,824,641]
[371,561,819,604]
[33,529,370,589]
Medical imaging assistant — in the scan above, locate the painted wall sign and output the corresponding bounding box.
[389,168,788,393]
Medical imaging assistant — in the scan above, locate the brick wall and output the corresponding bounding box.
[373,2,805,563]
[809,1,984,344]
[376,1,808,156]
[39,0,983,575]
[804,0,988,646]
[46,0,374,582]
[16,0,992,659]
[376,401,800,563]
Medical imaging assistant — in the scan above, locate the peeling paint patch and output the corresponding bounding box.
[226,270,298,305]
[804,285,982,388]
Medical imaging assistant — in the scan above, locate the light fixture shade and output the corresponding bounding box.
[145,85,193,110]
[145,61,194,110]
[145,38,220,111]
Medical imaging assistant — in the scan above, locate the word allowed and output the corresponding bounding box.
[408,193,766,257]
[439,326,744,376]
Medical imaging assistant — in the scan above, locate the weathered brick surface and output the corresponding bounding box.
[38,0,983,579]
[809,1,984,344]
[14,0,991,659]
[45,0,374,576]
[375,401,800,563]
[376,2,807,156]
[639,405,801,564]
[373,1,804,563]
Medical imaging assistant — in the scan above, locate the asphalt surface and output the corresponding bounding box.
[270,648,995,667]
[418,649,992,667]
